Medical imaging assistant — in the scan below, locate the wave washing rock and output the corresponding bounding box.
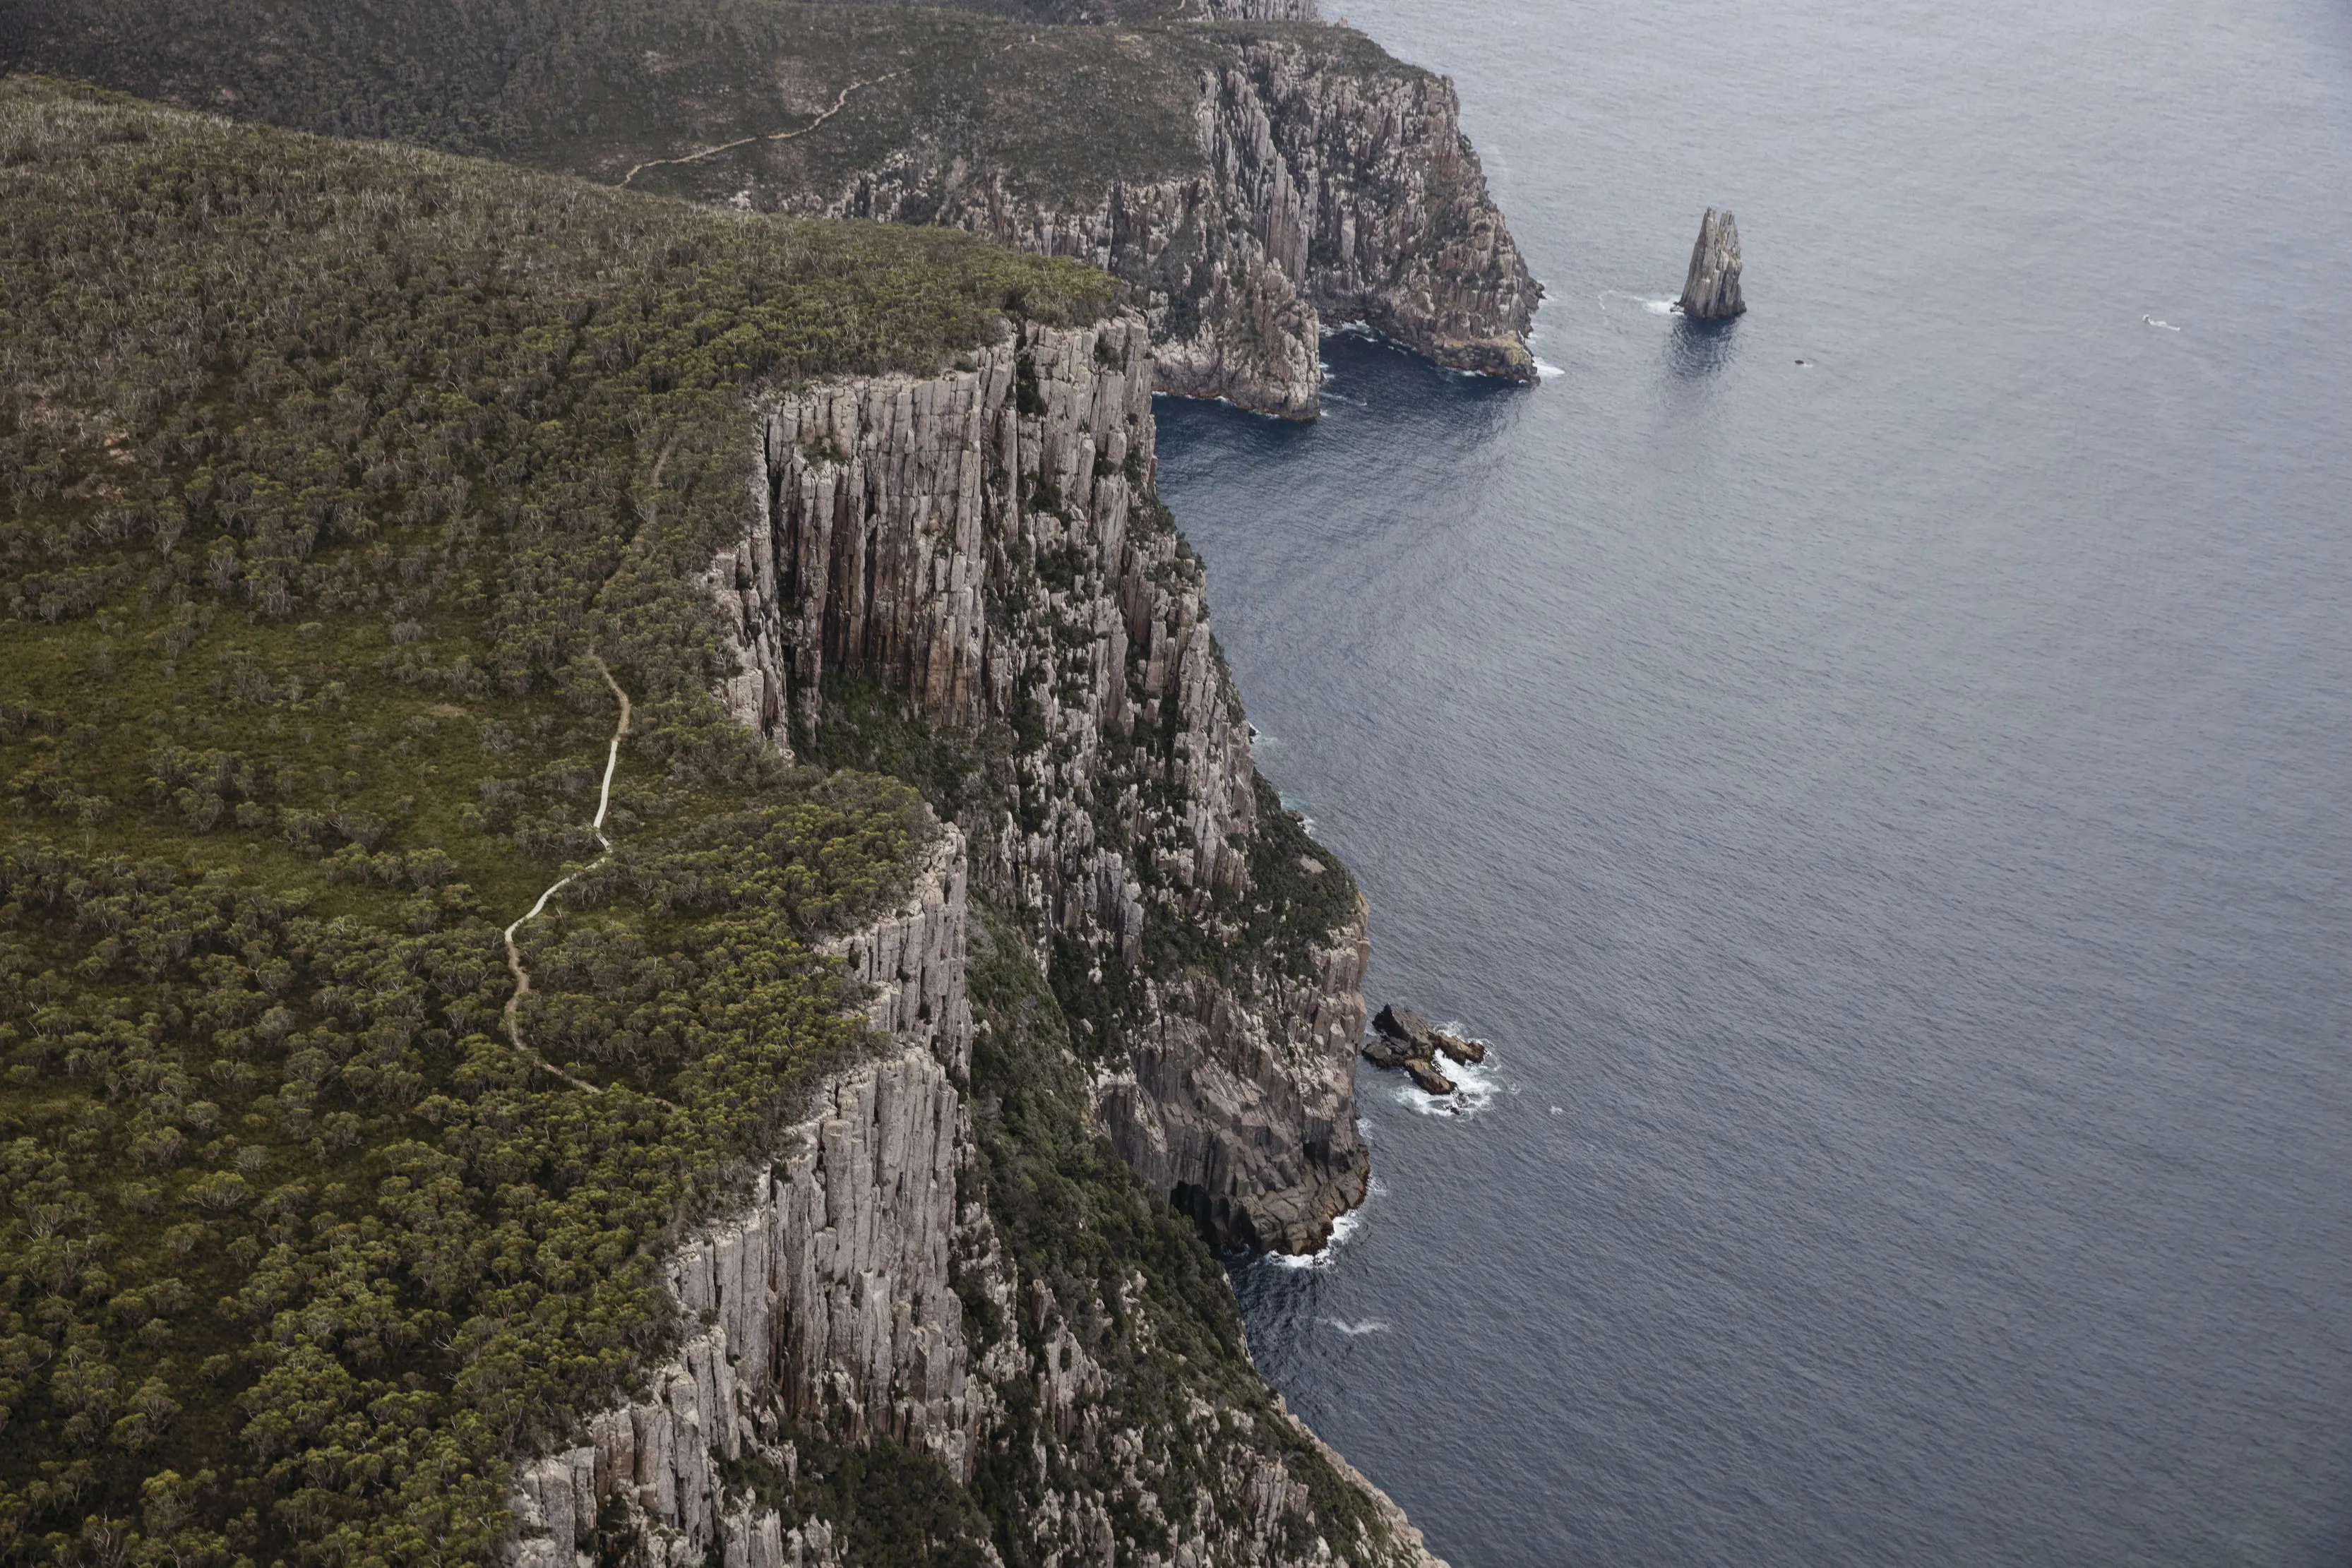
[706,314,1369,1252]
[1678,207,1745,319]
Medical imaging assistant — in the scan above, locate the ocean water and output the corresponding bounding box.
[1150,0,2352,1563]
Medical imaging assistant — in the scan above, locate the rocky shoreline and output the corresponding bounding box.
[1360,1002,1488,1098]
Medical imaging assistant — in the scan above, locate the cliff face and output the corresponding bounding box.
[1095,892,1370,1251]
[815,37,1539,417]
[707,314,1368,1252]
[507,833,977,1568]
[506,829,1438,1568]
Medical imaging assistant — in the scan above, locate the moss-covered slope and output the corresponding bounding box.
[0,76,1113,1566]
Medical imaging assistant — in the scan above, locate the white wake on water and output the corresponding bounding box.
[1596,288,1681,316]
[1321,1317,1392,1336]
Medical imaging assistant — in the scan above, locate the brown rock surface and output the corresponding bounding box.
[1431,1028,1486,1065]
[1404,1058,1456,1096]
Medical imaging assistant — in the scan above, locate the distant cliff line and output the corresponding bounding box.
[2,0,1542,417]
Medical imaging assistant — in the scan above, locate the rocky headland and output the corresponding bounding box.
[707,314,1372,1254]
[4,0,1543,418]
[508,825,1448,1568]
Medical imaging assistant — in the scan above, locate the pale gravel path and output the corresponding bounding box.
[619,72,906,188]
[500,654,631,1096]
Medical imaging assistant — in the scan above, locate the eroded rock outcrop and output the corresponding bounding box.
[810,40,1539,417]
[1678,207,1745,319]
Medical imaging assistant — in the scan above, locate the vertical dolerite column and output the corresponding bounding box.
[1678,208,1746,318]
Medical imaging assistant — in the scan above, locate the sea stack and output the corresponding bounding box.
[1678,208,1746,318]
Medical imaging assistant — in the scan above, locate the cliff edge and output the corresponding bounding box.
[508,830,1441,1568]
[709,315,1372,1252]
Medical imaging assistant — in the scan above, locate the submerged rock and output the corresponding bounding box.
[1678,208,1746,320]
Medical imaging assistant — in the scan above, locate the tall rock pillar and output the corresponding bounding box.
[1678,208,1746,319]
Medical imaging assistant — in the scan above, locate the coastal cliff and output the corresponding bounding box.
[816,35,1540,417]
[708,316,1371,1252]
[506,831,1440,1568]
[509,836,979,1567]
[3,1,1541,419]
[0,80,1444,1568]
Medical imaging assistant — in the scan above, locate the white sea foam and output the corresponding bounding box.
[1272,1206,1365,1269]
[1595,289,1681,317]
[1534,359,1566,380]
[1390,1037,1501,1117]
[2144,313,2182,331]
[1275,790,1315,835]
[1322,1317,1392,1336]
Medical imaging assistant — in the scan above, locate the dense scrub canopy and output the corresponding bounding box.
[0,77,1106,1567]
[0,0,1423,208]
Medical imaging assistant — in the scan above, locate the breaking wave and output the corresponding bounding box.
[1272,1206,1366,1269]
[1390,1034,1502,1117]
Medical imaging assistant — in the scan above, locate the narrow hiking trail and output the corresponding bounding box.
[619,72,907,188]
[500,654,631,1096]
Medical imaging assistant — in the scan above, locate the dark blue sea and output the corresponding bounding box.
[1152,0,2352,1562]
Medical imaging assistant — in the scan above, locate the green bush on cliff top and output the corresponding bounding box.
[0,76,1110,1567]
[2,0,1428,209]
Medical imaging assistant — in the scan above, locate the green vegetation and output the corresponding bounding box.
[794,676,1013,844]
[965,904,1390,1565]
[2,0,1426,212]
[0,76,1112,1567]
